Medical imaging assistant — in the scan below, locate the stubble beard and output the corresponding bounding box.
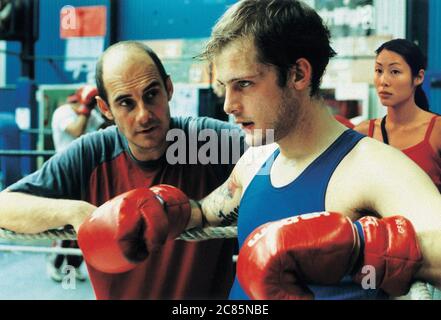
[246,91,302,147]
[272,91,302,143]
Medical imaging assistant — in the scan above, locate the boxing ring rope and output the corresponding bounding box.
[0,150,56,157]
[0,244,83,255]
[0,226,238,258]
[408,281,433,300]
[0,225,432,300]
[0,226,238,241]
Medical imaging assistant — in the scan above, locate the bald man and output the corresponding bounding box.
[0,41,245,299]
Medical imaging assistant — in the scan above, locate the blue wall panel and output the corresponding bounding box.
[428,0,441,114]
[5,42,21,86]
[34,0,111,85]
[6,0,236,86]
[0,88,17,113]
[117,0,236,40]
[7,0,110,85]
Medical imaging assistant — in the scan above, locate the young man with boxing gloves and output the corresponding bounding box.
[0,41,245,299]
[188,0,441,300]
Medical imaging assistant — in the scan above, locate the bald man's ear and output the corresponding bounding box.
[96,97,114,121]
[165,76,174,101]
[288,58,312,92]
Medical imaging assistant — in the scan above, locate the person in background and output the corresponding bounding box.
[354,38,441,299]
[51,86,105,152]
[334,114,355,129]
[354,39,441,193]
[46,85,105,282]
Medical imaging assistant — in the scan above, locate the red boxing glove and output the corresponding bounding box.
[76,85,98,116]
[237,212,422,300]
[77,185,191,274]
[352,215,422,296]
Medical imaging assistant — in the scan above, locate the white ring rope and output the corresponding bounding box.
[177,226,238,241]
[0,244,82,256]
[0,226,432,300]
[0,226,238,241]
[408,281,433,300]
[0,227,77,241]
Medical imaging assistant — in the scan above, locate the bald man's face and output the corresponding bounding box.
[97,49,173,161]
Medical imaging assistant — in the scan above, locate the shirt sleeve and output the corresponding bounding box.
[86,109,106,133]
[52,105,77,132]
[171,116,246,171]
[7,132,101,200]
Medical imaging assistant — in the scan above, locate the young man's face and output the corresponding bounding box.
[98,49,173,161]
[214,38,301,146]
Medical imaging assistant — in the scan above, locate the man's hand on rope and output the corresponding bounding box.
[69,201,97,234]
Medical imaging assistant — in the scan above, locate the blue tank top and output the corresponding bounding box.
[229,129,387,300]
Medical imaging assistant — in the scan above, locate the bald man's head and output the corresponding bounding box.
[95,41,168,104]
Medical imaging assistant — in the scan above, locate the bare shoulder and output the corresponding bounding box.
[327,137,441,231]
[345,137,429,180]
[353,119,373,136]
[432,116,441,152]
[430,115,441,131]
[199,143,278,227]
[326,137,403,218]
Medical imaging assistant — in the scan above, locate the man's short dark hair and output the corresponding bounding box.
[95,41,169,104]
[200,0,336,96]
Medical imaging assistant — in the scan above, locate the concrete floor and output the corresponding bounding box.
[0,239,94,300]
[1,240,439,301]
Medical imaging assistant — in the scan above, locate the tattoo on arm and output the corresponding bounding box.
[200,177,242,227]
[217,206,239,227]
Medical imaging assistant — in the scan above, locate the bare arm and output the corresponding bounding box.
[185,144,276,230]
[65,114,89,138]
[186,170,242,229]
[0,190,96,233]
[353,119,371,136]
[415,230,441,288]
[372,156,441,287]
[349,140,441,288]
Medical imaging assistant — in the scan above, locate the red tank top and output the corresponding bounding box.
[368,115,441,192]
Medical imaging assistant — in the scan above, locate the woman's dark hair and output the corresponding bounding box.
[376,39,430,111]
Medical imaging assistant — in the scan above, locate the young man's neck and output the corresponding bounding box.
[277,99,346,161]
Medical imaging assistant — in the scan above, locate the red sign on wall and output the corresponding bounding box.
[60,5,107,38]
